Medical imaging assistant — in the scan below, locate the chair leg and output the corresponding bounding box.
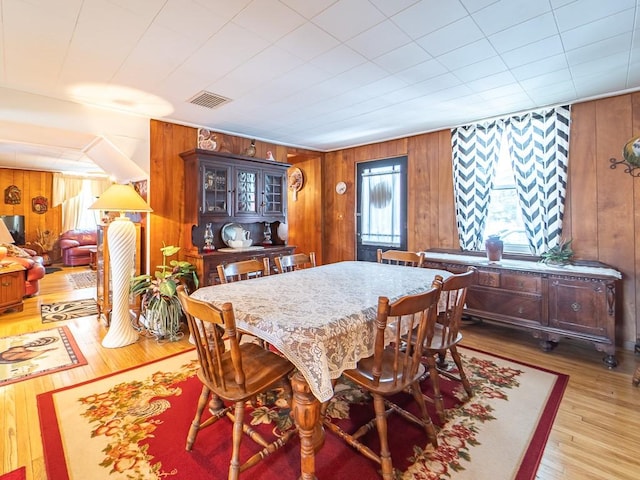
[229,401,245,480]
[187,384,211,451]
[372,394,394,480]
[410,381,438,448]
[425,355,445,421]
[450,346,473,397]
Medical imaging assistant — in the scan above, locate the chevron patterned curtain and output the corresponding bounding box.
[451,120,504,250]
[506,105,570,255]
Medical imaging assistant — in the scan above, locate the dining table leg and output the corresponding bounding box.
[290,371,324,480]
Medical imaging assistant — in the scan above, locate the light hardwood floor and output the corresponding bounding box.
[1,266,638,479]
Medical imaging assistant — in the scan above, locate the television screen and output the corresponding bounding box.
[0,215,25,245]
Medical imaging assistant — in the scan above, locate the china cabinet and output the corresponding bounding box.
[96,222,143,324]
[181,149,293,286]
[422,249,621,367]
[181,149,288,224]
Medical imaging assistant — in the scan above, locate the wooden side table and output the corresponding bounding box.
[0,264,26,314]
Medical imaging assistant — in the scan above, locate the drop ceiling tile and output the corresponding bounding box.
[453,56,508,83]
[554,0,636,32]
[565,33,633,68]
[347,20,412,59]
[233,0,306,43]
[309,44,367,75]
[472,0,550,36]
[153,0,232,43]
[459,0,501,14]
[437,38,498,70]
[391,0,467,39]
[489,12,558,54]
[416,16,485,57]
[570,52,630,79]
[395,58,448,84]
[561,9,635,51]
[312,0,386,42]
[276,22,340,61]
[374,42,432,74]
[500,35,564,69]
[369,0,421,17]
[519,68,573,91]
[509,54,569,81]
[279,0,338,19]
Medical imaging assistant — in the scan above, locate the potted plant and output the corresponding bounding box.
[131,244,199,341]
[539,238,574,266]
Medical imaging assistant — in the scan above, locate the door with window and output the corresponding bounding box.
[356,156,407,262]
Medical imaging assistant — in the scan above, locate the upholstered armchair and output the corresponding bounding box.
[2,245,46,296]
[59,229,97,266]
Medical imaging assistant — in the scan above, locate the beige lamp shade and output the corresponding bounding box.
[89,183,152,213]
[0,221,15,244]
[0,221,15,263]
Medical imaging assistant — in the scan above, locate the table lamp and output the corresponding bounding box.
[0,221,15,263]
[90,183,152,348]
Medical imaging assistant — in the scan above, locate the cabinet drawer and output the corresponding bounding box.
[500,273,541,293]
[466,287,543,323]
[477,270,500,287]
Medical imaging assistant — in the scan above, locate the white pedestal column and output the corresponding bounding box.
[102,216,138,348]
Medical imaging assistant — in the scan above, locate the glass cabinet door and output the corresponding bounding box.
[262,171,286,215]
[202,163,231,216]
[234,167,259,216]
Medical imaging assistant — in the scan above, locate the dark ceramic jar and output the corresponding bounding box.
[485,235,503,262]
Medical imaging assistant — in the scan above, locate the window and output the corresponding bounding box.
[483,133,530,254]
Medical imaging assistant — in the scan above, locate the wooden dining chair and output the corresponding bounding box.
[323,276,444,479]
[376,248,425,267]
[176,285,296,480]
[420,268,475,421]
[217,257,270,284]
[274,252,316,273]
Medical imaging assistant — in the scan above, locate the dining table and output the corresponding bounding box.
[191,260,452,480]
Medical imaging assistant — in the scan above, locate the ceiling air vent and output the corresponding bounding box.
[188,91,231,109]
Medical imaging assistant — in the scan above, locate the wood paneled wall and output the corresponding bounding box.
[149,121,323,272]
[0,168,60,247]
[322,93,640,349]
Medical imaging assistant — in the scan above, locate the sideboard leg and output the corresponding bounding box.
[538,340,558,352]
[602,354,618,369]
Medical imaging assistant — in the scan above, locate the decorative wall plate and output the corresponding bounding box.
[197,128,218,151]
[288,167,304,201]
[4,185,21,204]
[32,196,48,214]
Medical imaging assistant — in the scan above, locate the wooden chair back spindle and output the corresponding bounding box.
[376,248,425,267]
[275,252,317,273]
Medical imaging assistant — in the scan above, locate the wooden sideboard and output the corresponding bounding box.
[186,245,295,287]
[422,250,622,367]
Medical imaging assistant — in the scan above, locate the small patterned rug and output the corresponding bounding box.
[66,271,96,289]
[41,299,98,323]
[0,326,86,386]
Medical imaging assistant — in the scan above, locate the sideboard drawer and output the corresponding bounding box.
[501,273,542,293]
[467,287,543,323]
[477,270,500,287]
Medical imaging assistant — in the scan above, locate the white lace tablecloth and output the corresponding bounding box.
[191,261,451,402]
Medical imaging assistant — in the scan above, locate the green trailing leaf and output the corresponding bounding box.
[540,238,574,265]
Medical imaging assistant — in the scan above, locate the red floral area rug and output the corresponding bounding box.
[38,347,568,480]
[0,326,86,386]
[0,467,25,480]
